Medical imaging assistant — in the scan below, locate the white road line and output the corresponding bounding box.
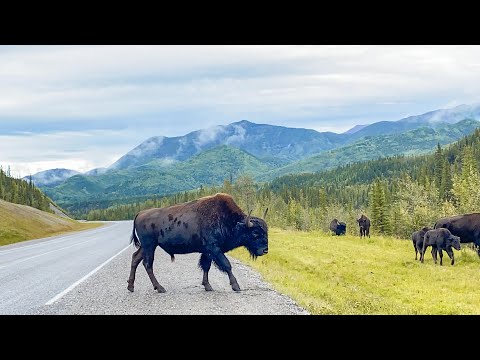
[0,236,106,270]
[45,243,133,305]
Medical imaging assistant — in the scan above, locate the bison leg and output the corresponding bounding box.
[199,253,214,291]
[437,248,443,266]
[446,247,454,265]
[413,241,418,260]
[142,247,166,293]
[127,247,144,292]
[420,244,428,263]
[212,251,241,292]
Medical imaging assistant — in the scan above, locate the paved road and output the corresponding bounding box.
[0,221,131,314]
[1,221,308,315]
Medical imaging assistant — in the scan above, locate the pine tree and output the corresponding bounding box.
[439,157,452,201]
[434,143,443,188]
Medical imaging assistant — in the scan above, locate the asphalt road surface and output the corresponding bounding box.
[0,221,308,315]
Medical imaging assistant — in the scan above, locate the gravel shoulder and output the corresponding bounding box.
[35,247,309,315]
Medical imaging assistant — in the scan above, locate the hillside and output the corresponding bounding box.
[26,168,81,187]
[109,120,347,170]
[44,119,480,214]
[348,102,480,141]
[1,167,53,213]
[0,199,101,246]
[259,119,480,180]
[45,145,272,210]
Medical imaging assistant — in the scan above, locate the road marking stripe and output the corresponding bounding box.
[45,243,133,305]
[0,236,104,270]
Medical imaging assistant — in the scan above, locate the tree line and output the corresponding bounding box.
[84,128,480,240]
[0,166,53,212]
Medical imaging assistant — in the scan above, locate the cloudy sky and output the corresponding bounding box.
[1,45,480,177]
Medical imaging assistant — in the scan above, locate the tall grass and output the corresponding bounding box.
[0,200,102,246]
[231,228,480,314]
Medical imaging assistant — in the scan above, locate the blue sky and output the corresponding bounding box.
[1,45,480,177]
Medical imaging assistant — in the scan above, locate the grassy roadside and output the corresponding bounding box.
[230,227,480,314]
[0,199,103,246]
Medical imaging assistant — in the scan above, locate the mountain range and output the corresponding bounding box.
[28,103,480,211]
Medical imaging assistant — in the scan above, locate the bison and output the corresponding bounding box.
[420,228,461,265]
[330,219,346,236]
[127,193,268,293]
[411,227,432,260]
[357,214,370,238]
[434,213,480,256]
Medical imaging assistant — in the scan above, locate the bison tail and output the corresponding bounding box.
[170,255,175,263]
[131,213,141,248]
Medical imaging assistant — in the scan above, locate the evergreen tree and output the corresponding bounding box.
[434,142,443,188]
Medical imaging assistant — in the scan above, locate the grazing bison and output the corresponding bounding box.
[420,228,461,265]
[329,219,346,236]
[357,214,370,238]
[411,227,432,260]
[127,193,268,293]
[434,213,480,256]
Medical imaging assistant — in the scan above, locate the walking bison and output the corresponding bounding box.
[127,193,269,293]
[411,227,432,260]
[420,228,461,265]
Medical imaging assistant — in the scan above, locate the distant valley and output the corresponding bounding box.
[27,103,480,213]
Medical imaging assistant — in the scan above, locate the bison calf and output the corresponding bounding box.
[412,227,432,260]
[420,228,461,266]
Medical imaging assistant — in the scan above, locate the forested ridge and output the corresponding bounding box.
[0,166,53,213]
[84,128,480,239]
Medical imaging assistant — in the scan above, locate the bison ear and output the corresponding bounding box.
[246,209,253,228]
[263,207,268,220]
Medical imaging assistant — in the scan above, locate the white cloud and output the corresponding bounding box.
[1,45,480,121]
[0,128,156,177]
[225,125,247,144]
[2,45,480,174]
[194,125,225,148]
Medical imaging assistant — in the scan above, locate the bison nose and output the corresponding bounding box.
[263,248,269,254]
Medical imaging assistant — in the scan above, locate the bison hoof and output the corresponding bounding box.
[127,283,134,292]
[232,283,241,292]
[154,285,166,293]
[203,283,214,291]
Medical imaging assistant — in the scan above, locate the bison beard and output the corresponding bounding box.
[127,193,269,293]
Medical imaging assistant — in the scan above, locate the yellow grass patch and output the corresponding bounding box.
[230,228,480,314]
[0,199,103,246]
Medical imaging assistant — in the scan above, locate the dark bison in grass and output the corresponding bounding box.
[330,219,346,236]
[434,213,480,256]
[420,228,461,265]
[411,227,432,260]
[357,214,370,238]
[127,193,269,293]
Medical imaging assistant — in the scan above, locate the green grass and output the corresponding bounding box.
[0,199,103,246]
[230,228,480,314]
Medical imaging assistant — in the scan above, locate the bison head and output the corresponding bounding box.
[449,235,461,251]
[337,222,346,235]
[234,208,269,259]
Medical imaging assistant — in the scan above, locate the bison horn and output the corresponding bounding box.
[263,207,268,220]
[246,209,253,228]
